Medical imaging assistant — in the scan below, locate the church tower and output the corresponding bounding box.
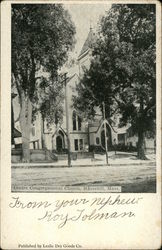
[78,27,96,76]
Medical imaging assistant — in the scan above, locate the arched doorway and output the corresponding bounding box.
[101,123,112,149]
[56,135,63,152]
[53,128,66,152]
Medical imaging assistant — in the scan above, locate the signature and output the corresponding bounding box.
[38,208,135,228]
[9,195,143,228]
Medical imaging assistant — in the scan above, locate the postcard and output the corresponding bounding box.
[1,0,161,249]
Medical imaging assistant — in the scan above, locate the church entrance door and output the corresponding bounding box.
[56,136,63,152]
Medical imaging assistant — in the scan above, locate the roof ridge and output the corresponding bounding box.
[78,28,95,58]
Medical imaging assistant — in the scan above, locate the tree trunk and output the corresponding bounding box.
[137,128,147,160]
[137,96,148,160]
[19,93,32,162]
[41,114,45,149]
[11,101,15,146]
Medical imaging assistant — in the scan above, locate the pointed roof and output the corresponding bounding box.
[89,118,117,133]
[52,126,67,138]
[13,128,21,138]
[78,28,95,59]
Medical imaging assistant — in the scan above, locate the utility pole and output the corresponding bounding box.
[102,101,109,165]
[64,73,71,167]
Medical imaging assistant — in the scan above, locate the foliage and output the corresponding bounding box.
[12,3,76,105]
[12,4,76,160]
[115,144,137,152]
[38,75,64,126]
[75,4,155,123]
[74,4,156,159]
[108,4,156,135]
[89,145,105,154]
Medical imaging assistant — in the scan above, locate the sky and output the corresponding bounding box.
[64,3,111,58]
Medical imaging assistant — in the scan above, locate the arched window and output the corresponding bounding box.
[72,111,77,131]
[96,137,100,145]
[78,116,82,131]
[72,111,82,131]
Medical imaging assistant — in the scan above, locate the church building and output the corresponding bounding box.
[12,28,155,154]
[42,28,118,153]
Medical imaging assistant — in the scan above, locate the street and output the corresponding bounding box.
[11,164,156,193]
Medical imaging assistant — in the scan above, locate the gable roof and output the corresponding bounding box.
[89,118,117,134]
[52,126,67,138]
[13,128,21,138]
[78,28,95,59]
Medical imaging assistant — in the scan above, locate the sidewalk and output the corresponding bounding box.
[11,152,156,168]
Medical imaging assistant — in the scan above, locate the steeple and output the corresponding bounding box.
[78,27,95,59]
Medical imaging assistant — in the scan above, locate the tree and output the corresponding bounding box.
[38,75,64,148]
[74,4,156,159]
[12,4,76,162]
